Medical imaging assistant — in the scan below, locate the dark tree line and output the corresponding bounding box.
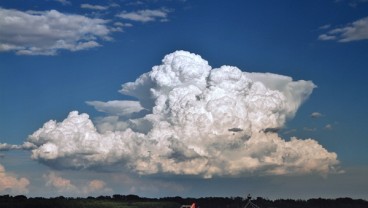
[0,194,367,208]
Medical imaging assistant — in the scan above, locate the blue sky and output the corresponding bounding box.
[0,0,368,199]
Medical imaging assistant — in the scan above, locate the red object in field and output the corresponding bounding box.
[191,203,196,208]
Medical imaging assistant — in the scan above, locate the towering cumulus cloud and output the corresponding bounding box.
[26,51,339,178]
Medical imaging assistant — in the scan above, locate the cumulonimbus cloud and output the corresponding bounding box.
[24,51,339,178]
[0,7,112,55]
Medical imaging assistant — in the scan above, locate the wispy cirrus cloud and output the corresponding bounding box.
[303,127,317,132]
[318,16,368,42]
[80,4,109,11]
[335,0,368,7]
[54,0,71,6]
[0,8,114,55]
[116,8,171,22]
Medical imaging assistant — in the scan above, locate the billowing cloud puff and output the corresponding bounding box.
[44,172,78,193]
[85,180,108,194]
[25,51,339,178]
[0,8,112,55]
[0,164,30,194]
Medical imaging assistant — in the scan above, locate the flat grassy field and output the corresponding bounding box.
[0,198,181,208]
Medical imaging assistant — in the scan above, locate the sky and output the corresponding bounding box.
[0,0,368,200]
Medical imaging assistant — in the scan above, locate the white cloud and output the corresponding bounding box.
[319,24,331,29]
[114,22,133,27]
[84,180,108,194]
[0,143,19,151]
[0,164,30,194]
[116,9,170,22]
[324,124,333,130]
[310,112,323,118]
[44,172,78,193]
[109,3,121,8]
[347,0,368,7]
[93,116,131,133]
[110,22,133,32]
[319,16,368,42]
[80,4,109,10]
[25,51,339,178]
[54,0,71,6]
[0,8,112,55]
[44,172,111,195]
[318,34,336,41]
[86,100,145,117]
[0,142,36,151]
[283,128,297,135]
[303,127,317,132]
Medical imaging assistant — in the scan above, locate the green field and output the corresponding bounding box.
[0,198,181,208]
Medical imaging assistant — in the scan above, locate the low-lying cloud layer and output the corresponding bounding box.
[0,164,29,194]
[23,51,339,178]
[44,172,111,195]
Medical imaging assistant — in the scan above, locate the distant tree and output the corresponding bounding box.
[126,194,140,201]
[113,194,125,200]
[14,195,27,200]
[0,194,10,199]
[97,195,112,200]
[54,196,65,200]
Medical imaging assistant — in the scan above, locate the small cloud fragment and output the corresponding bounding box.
[55,0,71,6]
[319,24,331,30]
[80,4,109,10]
[282,128,297,135]
[310,112,323,118]
[116,8,171,22]
[318,34,337,41]
[324,124,333,130]
[303,127,317,132]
